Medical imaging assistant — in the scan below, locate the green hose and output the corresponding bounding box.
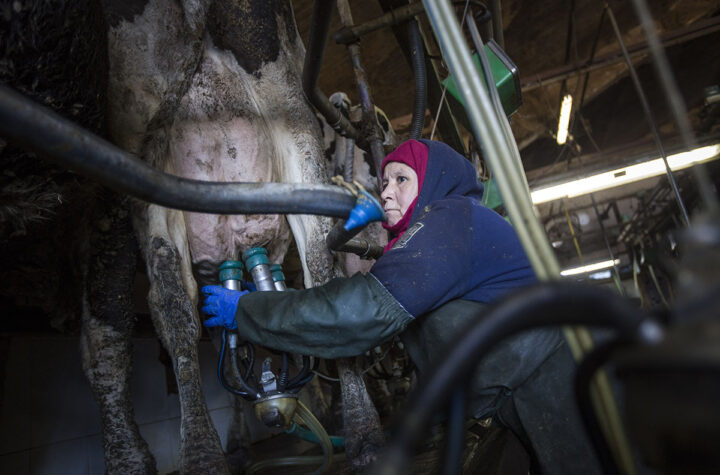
[246,400,335,475]
[286,422,345,448]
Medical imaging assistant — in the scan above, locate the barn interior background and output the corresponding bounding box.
[1,0,719,473]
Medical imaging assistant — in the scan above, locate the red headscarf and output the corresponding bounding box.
[381,140,429,253]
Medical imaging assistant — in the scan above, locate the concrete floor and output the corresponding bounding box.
[0,335,235,474]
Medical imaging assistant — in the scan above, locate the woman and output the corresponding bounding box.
[202,139,600,474]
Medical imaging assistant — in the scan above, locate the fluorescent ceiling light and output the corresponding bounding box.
[561,259,619,276]
[531,144,720,204]
[556,94,572,145]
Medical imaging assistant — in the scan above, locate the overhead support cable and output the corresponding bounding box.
[590,194,625,295]
[605,4,690,227]
[628,0,719,215]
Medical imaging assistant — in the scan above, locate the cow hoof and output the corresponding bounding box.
[349,444,381,472]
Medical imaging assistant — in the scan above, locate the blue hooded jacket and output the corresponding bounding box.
[370,140,536,317]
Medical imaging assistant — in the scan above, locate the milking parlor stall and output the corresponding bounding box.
[2,0,720,474]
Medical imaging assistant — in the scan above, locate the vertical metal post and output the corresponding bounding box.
[489,0,504,48]
[337,0,385,189]
[422,2,637,473]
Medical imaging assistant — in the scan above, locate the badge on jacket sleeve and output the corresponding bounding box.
[392,222,424,250]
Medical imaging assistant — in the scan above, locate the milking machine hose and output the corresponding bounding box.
[219,329,262,400]
[247,399,336,475]
[376,283,662,474]
[0,84,357,217]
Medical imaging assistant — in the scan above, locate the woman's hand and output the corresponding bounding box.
[201,286,249,330]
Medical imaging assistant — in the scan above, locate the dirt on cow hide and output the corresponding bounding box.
[0,0,113,331]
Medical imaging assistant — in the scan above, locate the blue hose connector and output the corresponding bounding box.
[343,190,385,232]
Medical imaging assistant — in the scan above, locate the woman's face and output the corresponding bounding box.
[381,162,419,226]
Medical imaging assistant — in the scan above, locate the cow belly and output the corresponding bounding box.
[168,42,333,287]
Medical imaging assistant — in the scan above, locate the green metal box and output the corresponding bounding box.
[442,39,522,119]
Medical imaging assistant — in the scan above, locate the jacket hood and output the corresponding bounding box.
[413,139,484,217]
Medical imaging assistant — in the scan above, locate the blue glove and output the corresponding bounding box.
[201,285,248,330]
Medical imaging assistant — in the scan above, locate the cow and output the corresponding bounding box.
[92,0,386,472]
[1,0,393,471]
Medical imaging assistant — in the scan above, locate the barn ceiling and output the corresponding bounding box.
[294,0,720,272]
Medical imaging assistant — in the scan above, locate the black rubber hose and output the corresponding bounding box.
[574,340,628,475]
[0,84,356,217]
[336,237,384,260]
[407,19,427,140]
[288,358,320,393]
[287,355,312,389]
[279,353,289,391]
[377,283,653,474]
[219,330,262,400]
[303,0,361,143]
[326,219,365,252]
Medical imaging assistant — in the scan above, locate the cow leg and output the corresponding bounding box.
[80,193,156,473]
[283,160,385,471]
[338,358,385,470]
[137,204,229,474]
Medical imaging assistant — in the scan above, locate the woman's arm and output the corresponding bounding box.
[232,272,413,358]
